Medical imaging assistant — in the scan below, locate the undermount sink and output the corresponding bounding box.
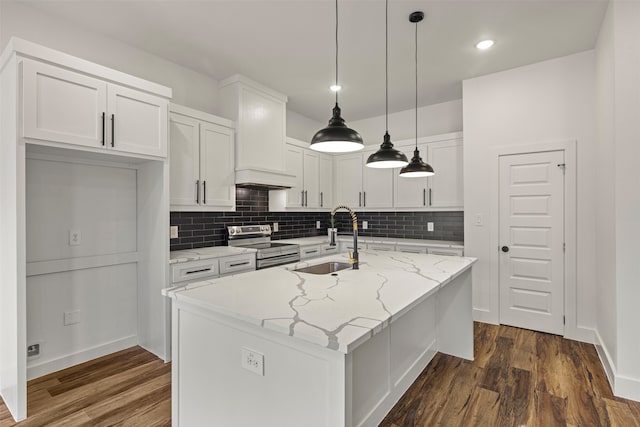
[294,261,352,275]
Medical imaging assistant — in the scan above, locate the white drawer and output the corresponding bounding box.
[320,245,339,255]
[300,245,322,259]
[219,253,256,276]
[395,244,428,254]
[366,243,396,252]
[428,247,464,256]
[171,258,219,284]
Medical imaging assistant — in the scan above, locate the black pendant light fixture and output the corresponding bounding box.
[366,0,408,169]
[399,11,434,178]
[310,0,364,153]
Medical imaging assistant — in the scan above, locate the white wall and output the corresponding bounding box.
[463,51,597,338]
[349,99,463,146]
[0,1,219,115]
[286,109,324,142]
[594,0,640,401]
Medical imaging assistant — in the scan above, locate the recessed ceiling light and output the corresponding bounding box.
[476,39,494,50]
[329,84,342,92]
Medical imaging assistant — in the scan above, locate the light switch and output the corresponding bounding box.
[170,226,179,239]
[69,230,81,246]
[273,223,279,232]
[363,221,368,229]
[427,222,434,232]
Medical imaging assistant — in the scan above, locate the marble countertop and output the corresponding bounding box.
[169,246,257,264]
[276,235,464,249]
[164,250,476,353]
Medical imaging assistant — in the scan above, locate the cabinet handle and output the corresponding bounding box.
[423,188,426,206]
[196,180,200,204]
[305,190,308,207]
[320,192,323,207]
[101,112,105,146]
[301,190,305,207]
[429,188,432,206]
[186,268,211,275]
[229,261,250,267]
[306,250,318,254]
[363,191,366,207]
[203,181,206,205]
[110,114,115,147]
[359,192,362,207]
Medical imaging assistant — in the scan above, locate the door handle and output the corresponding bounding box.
[301,190,305,207]
[203,181,206,205]
[359,192,362,207]
[423,188,426,206]
[101,112,105,146]
[363,191,366,207]
[196,180,200,204]
[429,188,432,206]
[501,246,509,253]
[320,192,323,207]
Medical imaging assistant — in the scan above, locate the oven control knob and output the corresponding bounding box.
[229,229,236,235]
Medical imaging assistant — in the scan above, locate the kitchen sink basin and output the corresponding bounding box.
[294,261,352,275]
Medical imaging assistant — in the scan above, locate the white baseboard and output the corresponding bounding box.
[26,335,138,380]
[565,325,596,344]
[594,329,640,403]
[472,308,498,324]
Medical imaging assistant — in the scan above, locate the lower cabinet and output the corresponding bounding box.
[428,247,464,256]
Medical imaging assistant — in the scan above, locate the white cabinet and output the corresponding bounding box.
[282,140,329,209]
[428,247,464,256]
[22,59,167,158]
[169,105,235,211]
[334,152,393,209]
[319,155,333,208]
[394,138,463,209]
[395,244,428,254]
[366,242,396,252]
[300,245,322,259]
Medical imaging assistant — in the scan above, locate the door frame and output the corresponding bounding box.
[489,139,584,341]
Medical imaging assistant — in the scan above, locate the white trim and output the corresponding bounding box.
[473,308,498,324]
[218,74,287,102]
[594,329,640,402]
[170,103,234,128]
[26,335,138,380]
[26,253,139,277]
[490,139,579,340]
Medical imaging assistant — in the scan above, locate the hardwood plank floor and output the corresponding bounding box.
[381,322,640,427]
[1,323,639,426]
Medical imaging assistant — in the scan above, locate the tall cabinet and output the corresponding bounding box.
[169,104,235,211]
[0,37,171,422]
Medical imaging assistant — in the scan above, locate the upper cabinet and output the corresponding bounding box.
[169,104,235,211]
[219,75,294,188]
[393,135,463,210]
[277,139,331,210]
[22,58,168,158]
[334,151,394,209]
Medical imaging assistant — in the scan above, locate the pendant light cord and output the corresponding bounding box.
[335,0,339,105]
[414,17,418,150]
[385,0,389,133]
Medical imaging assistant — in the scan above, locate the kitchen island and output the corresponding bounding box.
[164,250,476,427]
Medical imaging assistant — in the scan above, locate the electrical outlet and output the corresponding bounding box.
[241,347,264,376]
[27,343,40,358]
[273,222,279,232]
[362,221,368,229]
[316,221,321,229]
[474,213,484,226]
[69,230,81,246]
[64,310,80,326]
[170,225,179,239]
[427,222,434,232]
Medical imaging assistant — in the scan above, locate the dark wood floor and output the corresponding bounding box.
[1,323,639,426]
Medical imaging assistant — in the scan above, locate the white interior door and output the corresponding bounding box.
[499,151,565,335]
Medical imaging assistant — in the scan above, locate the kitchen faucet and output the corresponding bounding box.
[329,205,359,270]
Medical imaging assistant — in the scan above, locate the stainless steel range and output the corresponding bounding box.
[227,225,300,269]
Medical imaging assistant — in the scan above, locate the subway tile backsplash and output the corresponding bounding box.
[170,187,463,251]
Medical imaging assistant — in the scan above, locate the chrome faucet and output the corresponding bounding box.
[329,205,359,270]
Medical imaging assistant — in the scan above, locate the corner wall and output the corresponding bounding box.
[462,51,597,339]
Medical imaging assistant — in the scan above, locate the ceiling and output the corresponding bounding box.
[24,0,608,122]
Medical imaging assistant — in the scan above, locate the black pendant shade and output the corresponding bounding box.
[310,103,364,153]
[399,11,435,178]
[366,0,408,169]
[366,132,408,168]
[399,147,435,177]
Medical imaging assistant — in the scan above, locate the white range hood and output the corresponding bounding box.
[219,74,295,189]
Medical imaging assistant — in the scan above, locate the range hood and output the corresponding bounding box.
[235,167,295,189]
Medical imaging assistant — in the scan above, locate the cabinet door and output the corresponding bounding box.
[394,144,428,208]
[318,155,333,209]
[334,154,363,207]
[200,121,235,208]
[362,160,394,208]
[169,113,200,207]
[303,150,320,208]
[427,140,463,208]
[22,59,107,148]
[107,84,168,157]
[284,145,304,208]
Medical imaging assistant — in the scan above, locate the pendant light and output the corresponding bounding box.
[310,0,364,153]
[399,11,434,178]
[366,0,409,168]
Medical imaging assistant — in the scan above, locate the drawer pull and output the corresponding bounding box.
[305,250,318,254]
[229,261,250,267]
[186,268,212,275]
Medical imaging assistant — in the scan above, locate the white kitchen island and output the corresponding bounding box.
[164,250,476,427]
